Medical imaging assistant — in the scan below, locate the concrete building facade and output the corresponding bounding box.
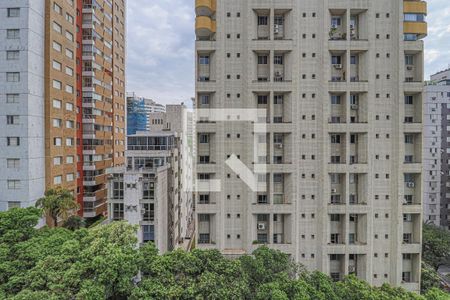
[0,1,46,211]
[107,104,195,252]
[424,69,450,228]
[194,0,427,291]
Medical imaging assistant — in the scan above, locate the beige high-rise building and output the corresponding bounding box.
[194,0,427,291]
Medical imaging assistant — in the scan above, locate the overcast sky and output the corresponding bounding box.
[126,0,450,105]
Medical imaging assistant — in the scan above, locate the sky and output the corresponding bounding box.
[126,0,450,105]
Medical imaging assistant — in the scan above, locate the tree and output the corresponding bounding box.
[423,223,450,270]
[35,188,79,227]
[2,208,450,300]
[63,215,85,231]
[421,262,442,294]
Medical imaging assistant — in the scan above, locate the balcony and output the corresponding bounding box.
[403,0,427,40]
[196,16,216,40]
[195,0,216,16]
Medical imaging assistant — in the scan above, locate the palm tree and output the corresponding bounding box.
[35,188,79,227]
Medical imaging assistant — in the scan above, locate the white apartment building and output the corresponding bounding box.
[107,105,195,252]
[424,69,450,228]
[0,1,46,210]
[194,0,427,291]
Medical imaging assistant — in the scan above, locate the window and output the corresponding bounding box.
[65,31,74,41]
[405,95,413,105]
[66,120,74,128]
[65,13,74,24]
[7,159,20,169]
[66,173,74,182]
[52,118,62,127]
[199,56,209,65]
[65,85,74,94]
[53,176,62,185]
[258,16,268,25]
[331,134,341,144]
[200,95,209,105]
[65,102,74,111]
[7,8,20,17]
[66,156,74,164]
[6,94,19,103]
[53,22,62,33]
[6,72,20,82]
[112,181,124,199]
[331,17,341,27]
[66,138,73,146]
[52,60,62,71]
[330,233,340,244]
[331,214,341,222]
[350,55,358,65]
[405,55,414,65]
[199,134,209,143]
[142,203,155,221]
[404,13,425,22]
[7,137,20,146]
[8,201,21,209]
[402,272,411,282]
[274,95,283,104]
[405,134,414,144]
[65,66,74,76]
[258,55,268,64]
[331,95,341,104]
[6,50,19,60]
[331,56,341,64]
[274,55,283,65]
[53,156,62,166]
[65,48,74,59]
[53,99,62,109]
[257,95,268,104]
[112,203,124,220]
[54,137,62,146]
[53,80,62,90]
[7,180,21,189]
[7,29,20,39]
[6,115,19,125]
[52,41,62,52]
[53,3,62,14]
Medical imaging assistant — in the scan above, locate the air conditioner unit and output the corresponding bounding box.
[275,143,283,149]
[257,223,266,230]
[275,71,283,77]
[274,25,280,33]
[333,64,343,69]
[348,265,356,273]
[406,182,415,188]
[331,188,337,193]
[406,66,413,71]
[351,104,358,110]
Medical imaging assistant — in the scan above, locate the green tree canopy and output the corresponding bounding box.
[1,208,450,300]
[35,188,79,227]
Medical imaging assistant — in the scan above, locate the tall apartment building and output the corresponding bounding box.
[127,93,166,135]
[424,69,450,228]
[194,0,427,291]
[107,104,195,252]
[0,0,126,218]
[0,2,46,210]
[81,0,127,218]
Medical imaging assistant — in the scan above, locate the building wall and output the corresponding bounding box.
[0,1,46,210]
[81,0,126,218]
[44,0,78,193]
[195,0,426,291]
[126,95,166,135]
[424,69,450,228]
